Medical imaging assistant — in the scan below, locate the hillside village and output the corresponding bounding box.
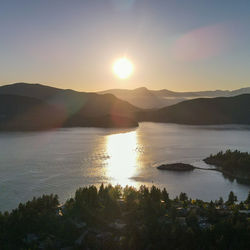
[1,185,250,249]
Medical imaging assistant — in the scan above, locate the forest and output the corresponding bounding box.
[204,150,250,181]
[0,184,250,249]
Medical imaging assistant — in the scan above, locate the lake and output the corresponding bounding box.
[0,122,250,211]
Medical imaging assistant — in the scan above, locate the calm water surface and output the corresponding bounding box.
[0,122,250,211]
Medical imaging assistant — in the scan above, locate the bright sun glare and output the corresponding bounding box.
[105,131,139,187]
[113,57,133,79]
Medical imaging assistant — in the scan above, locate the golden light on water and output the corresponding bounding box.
[104,131,139,186]
[113,57,133,79]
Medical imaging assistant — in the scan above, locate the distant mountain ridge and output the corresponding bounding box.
[100,86,250,109]
[1,82,250,130]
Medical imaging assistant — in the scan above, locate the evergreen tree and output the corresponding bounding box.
[244,191,250,205]
[226,191,237,206]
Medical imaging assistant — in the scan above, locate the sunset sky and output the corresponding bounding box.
[1,0,250,91]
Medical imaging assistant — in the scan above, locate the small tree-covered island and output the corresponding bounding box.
[157,150,250,183]
[204,150,250,182]
[157,163,195,171]
[1,185,250,250]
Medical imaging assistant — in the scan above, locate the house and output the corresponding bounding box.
[69,219,87,229]
[198,217,211,230]
[23,233,38,244]
[56,204,66,216]
[75,230,88,246]
[176,217,187,226]
[176,207,188,216]
[109,220,126,230]
[239,210,250,215]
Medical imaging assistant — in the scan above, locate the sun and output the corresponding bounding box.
[113,57,133,79]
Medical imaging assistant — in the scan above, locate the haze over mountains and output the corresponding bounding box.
[101,86,250,109]
[0,82,250,130]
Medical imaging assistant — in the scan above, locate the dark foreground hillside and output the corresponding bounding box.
[138,94,250,125]
[1,185,250,249]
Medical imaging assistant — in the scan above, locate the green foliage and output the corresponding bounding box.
[205,149,250,170]
[179,192,188,202]
[245,191,250,205]
[0,185,250,249]
[227,191,238,206]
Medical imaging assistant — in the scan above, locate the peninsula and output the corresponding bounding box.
[204,150,250,181]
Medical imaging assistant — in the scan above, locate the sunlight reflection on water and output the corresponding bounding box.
[104,131,141,187]
[1,123,250,212]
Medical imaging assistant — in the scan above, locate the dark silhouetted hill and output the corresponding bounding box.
[0,83,139,117]
[0,83,139,130]
[137,94,250,125]
[0,95,65,130]
[1,83,250,128]
[0,82,62,99]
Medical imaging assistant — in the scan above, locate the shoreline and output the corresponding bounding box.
[157,162,250,183]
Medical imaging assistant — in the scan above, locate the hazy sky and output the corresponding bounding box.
[1,0,250,91]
